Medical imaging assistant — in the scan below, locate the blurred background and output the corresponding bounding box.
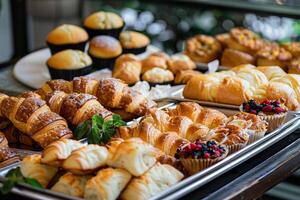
[0,0,300,199]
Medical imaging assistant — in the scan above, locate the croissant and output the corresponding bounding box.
[37,79,73,99]
[120,163,184,200]
[0,131,8,148]
[0,96,73,147]
[45,91,113,125]
[0,93,9,129]
[0,148,20,168]
[84,168,132,200]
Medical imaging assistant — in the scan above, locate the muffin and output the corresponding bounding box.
[47,50,92,80]
[184,35,222,63]
[175,140,228,175]
[174,70,201,85]
[241,99,287,132]
[288,57,300,74]
[221,48,256,68]
[83,11,124,38]
[227,27,263,55]
[142,67,174,86]
[167,54,196,74]
[282,42,300,57]
[88,35,122,70]
[141,52,169,73]
[119,31,150,54]
[46,24,88,54]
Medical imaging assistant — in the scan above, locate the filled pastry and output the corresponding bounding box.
[167,54,196,74]
[141,52,169,73]
[221,48,255,67]
[84,168,132,200]
[174,70,201,85]
[142,67,174,85]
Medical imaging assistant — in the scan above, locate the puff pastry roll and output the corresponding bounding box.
[41,139,85,167]
[21,154,58,188]
[62,145,108,175]
[51,172,91,197]
[72,76,99,96]
[256,66,286,81]
[84,168,132,200]
[120,163,184,200]
[107,138,157,176]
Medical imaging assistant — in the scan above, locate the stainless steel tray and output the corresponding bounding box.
[1,101,299,200]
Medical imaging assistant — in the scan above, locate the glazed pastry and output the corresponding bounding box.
[119,31,150,54]
[62,145,108,175]
[282,42,300,57]
[112,54,142,85]
[47,50,93,81]
[84,168,132,200]
[288,57,300,74]
[227,27,263,54]
[0,131,8,148]
[51,172,90,198]
[36,79,73,99]
[0,148,20,168]
[107,138,157,176]
[0,93,9,129]
[120,163,184,200]
[235,68,268,89]
[215,33,230,48]
[88,35,122,69]
[0,96,73,148]
[184,35,221,63]
[167,54,196,74]
[142,67,174,85]
[221,48,255,68]
[174,70,201,85]
[45,91,113,125]
[46,24,88,54]
[21,154,58,188]
[41,139,86,167]
[141,52,169,73]
[72,76,99,95]
[255,66,286,80]
[231,64,256,73]
[83,11,124,38]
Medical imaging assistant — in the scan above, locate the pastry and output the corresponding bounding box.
[142,67,174,85]
[62,145,108,175]
[112,54,142,85]
[167,54,196,74]
[88,35,122,70]
[72,76,99,95]
[0,148,20,168]
[20,154,58,188]
[107,138,157,176]
[0,131,8,148]
[255,66,286,80]
[184,34,221,63]
[235,68,268,89]
[37,79,73,99]
[84,168,132,200]
[119,31,150,54]
[174,70,201,85]
[231,64,256,73]
[41,139,86,167]
[221,48,255,67]
[288,57,300,74]
[282,42,300,57]
[215,33,230,48]
[46,24,88,54]
[141,52,169,73]
[47,50,92,81]
[83,11,124,38]
[120,163,184,200]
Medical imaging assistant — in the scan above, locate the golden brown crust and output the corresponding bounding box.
[221,48,255,68]
[184,35,221,63]
[84,11,124,30]
[15,97,46,123]
[142,68,174,83]
[0,131,8,149]
[119,31,150,49]
[88,36,122,59]
[256,66,286,80]
[288,57,300,74]
[0,148,19,168]
[216,33,230,48]
[167,54,196,74]
[72,76,99,96]
[174,70,201,85]
[141,52,169,73]
[37,79,73,99]
[282,42,300,57]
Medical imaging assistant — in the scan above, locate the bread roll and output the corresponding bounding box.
[167,54,196,73]
[221,48,255,67]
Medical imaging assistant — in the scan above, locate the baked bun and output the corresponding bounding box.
[83,11,124,38]
[119,31,150,54]
[184,35,221,63]
[256,66,286,80]
[142,67,174,85]
[288,57,300,74]
[221,48,255,67]
[47,50,92,80]
[46,24,88,54]
[141,52,169,73]
[282,42,300,57]
[167,54,196,73]
[216,33,230,48]
[174,70,201,85]
[227,27,263,54]
[84,168,132,200]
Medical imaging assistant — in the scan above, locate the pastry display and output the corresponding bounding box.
[46,24,88,54]
[141,52,169,73]
[221,48,255,67]
[167,54,196,74]
[119,31,150,54]
[174,69,201,85]
[142,67,174,85]
[46,50,93,80]
[83,11,124,38]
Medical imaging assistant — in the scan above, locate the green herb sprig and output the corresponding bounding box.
[75,114,126,144]
[0,167,43,194]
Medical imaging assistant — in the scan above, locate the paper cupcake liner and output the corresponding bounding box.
[258,113,287,133]
[227,142,247,155]
[89,55,118,70]
[47,41,87,55]
[247,130,266,144]
[47,64,93,81]
[122,46,148,55]
[84,24,125,39]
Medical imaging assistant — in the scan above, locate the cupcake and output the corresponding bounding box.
[142,67,174,86]
[241,99,287,133]
[119,31,150,54]
[83,11,124,38]
[175,140,228,175]
[46,24,88,55]
[47,49,92,80]
[88,35,122,70]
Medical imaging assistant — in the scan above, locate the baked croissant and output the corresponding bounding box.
[84,168,132,200]
[120,163,184,200]
[0,93,9,129]
[0,131,8,148]
[0,96,73,147]
[37,79,73,99]
[45,91,113,125]
[0,148,20,168]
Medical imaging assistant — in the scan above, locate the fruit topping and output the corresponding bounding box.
[242,99,287,115]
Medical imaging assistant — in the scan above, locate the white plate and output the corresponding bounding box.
[13,45,160,89]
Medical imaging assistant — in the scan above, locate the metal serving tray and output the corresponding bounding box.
[0,101,300,200]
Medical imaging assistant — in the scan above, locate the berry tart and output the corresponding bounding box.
[241,99,287,132]
[175,140,228,175]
